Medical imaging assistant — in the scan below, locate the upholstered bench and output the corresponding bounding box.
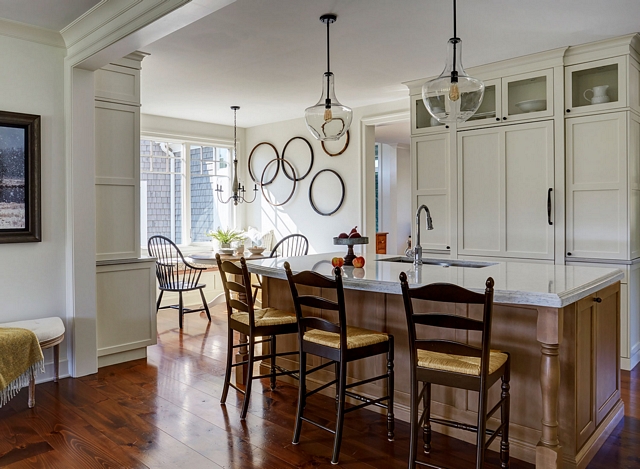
[0,317,65,408]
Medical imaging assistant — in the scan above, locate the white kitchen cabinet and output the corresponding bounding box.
[565,112,640,260]
[412,132,451,251]
[458,69,554,129]
[458,120,555,260]
[411,95,451,135]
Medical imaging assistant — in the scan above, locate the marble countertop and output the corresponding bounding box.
[246,253,624,308]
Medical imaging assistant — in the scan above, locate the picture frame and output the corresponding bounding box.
[0,110,41,243]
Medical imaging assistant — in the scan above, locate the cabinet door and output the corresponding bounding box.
[457,78,502,129]
[566,112,628,260]
[411,95,450,135]
[458,121,555,259]
[565,56,627,116]
[502,69,554,123]
[413,133,450,251]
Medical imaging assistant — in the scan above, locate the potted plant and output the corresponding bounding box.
[206,227,246,250]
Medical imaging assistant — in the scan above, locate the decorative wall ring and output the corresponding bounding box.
[260,158,297,207]
[321,130,350,157]
[308,169,345,216]
[281,136,314,182]
[248,142,280,186]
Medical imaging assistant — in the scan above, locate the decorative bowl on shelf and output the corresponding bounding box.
[248,246,266,255]
[515,99,546,113]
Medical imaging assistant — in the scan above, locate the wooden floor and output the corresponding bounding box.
[1,307,638,468]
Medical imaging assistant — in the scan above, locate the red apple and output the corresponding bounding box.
[331,257,345,267]
[349,232,362,238]
[352,256,365,268]
[349,226,358,235]
[338,232,349,238]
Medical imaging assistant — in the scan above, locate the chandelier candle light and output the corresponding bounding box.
[304,14,353,141]
[215,106,257,205]
[422,0,484,124]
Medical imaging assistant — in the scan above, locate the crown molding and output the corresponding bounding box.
[0,17,65,48]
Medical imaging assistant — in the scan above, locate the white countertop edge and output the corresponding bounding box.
[247,262,625,309]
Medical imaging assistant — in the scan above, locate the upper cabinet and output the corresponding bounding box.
[459,69,554,128]
[565,56,628,116]
[412,96,451,135]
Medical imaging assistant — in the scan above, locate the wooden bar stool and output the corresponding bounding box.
[284,262,394,465]
[216,254,299,419]
[399,274,510,469]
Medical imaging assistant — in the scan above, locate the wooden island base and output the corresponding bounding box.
[260,277,623,469]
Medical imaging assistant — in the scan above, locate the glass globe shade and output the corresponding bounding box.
[305,72,353,141]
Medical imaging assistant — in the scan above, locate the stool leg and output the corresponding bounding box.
[500,365,511,469]
[476,383,489,469]
[270,335,277,390]
[156,290,164,313]
[28,368,35,408]
[387,336,395,441]
[331,359,348,465]
[240,335,255,420]
[292,351,306,444]
[409,372,419,469]
[178,292,184,329]
[220,326,233,405]
[423,382,432,454]
[200,288,211,322]
[53,344,60,383]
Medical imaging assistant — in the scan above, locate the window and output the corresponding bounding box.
[140,138,232,246]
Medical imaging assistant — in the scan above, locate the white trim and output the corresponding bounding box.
[142,130,233,147]
[0,17,65,48]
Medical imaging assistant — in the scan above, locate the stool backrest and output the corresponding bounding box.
[216,255,256,327]
[284,262,348,350]
[270,234,309,258]
[399,273,495,378]
[148,235,202,289]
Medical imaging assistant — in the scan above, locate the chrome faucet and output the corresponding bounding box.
[413,204,434,265]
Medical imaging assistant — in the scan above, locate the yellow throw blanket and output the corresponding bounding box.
[0,327,44,407]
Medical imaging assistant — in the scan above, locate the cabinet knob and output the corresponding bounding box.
[503,117,507,120]
[445,125,449,129]
[446,246,450,250]
[567,252,572,256]
[496,117,500,122]
[566,109,571,113]
[594,297,602,303]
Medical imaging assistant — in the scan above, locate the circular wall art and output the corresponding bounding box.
[260,157,297,207]
[281,136,314,182]
[308,169,345,216]
[321,130,350,157]
[248,142,280,185]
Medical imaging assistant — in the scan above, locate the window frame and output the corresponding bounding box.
[140,132,236,250]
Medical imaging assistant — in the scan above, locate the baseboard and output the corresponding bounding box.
[98,347,147,368]
[35,358,70,384]
[620,347,640,371]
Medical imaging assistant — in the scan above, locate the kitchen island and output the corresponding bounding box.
[247,253,624,469]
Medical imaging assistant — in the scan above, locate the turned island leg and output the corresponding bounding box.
[536,307,563,469]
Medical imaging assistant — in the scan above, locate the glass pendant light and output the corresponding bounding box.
[304,14,353,141]
[422,0,484,124]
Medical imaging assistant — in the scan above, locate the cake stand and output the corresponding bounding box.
[333,236,369,266]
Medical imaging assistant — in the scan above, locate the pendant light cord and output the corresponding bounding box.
[451,0,458,79]
[233,107,237,161]
[325,17,332,109]
[326,17,331,74]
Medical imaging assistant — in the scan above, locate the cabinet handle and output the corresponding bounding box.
[496,117,501,121]
[594,297,602,303]
[567,252,572,256]
[446,246,450,250]
[566,109,571,113]
[547,188,553,225]
[502,117,507,120]
[445,125,449,129]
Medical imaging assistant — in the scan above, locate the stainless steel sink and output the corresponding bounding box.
[378,257,497,268]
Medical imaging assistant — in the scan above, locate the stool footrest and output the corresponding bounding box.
[300,416,336,434]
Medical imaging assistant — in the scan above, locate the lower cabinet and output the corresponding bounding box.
[574,282,621,449]
[96,258,157,367]
[457,120,555,260]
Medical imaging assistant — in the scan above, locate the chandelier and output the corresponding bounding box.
[215,106,257,205]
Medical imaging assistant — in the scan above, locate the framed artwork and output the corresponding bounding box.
[0,110,41,243]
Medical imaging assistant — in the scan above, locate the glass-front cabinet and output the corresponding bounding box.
[565,56,627,115]
[458,69,554,128]
[412,95,450,135]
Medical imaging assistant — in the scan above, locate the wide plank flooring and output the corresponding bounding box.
[0,306,638,468]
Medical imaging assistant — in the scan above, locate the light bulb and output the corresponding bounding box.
[324,107,332,121]
[449,82,460,102]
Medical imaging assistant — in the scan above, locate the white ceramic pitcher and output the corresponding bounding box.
[584,85,610,104]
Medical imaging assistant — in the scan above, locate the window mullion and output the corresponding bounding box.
[183,143,192,245]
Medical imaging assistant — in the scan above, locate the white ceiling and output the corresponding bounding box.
[0,0,101,31]
[138,0,640,130]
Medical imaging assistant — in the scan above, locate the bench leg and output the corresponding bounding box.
[53,344,60,383]
[28,368,36,408]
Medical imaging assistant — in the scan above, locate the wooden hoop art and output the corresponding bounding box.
[308,169,345,216]
[281,136,314,181]
[321,130,350,157]
[260,158,297,207]
[248,142,279,186]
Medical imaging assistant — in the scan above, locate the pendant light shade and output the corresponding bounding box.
[305,14,352,141]
[422,1,484,124]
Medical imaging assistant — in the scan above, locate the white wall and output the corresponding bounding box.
[396,144,411,254]
[244,99,408,255]
[0,35,67,378]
